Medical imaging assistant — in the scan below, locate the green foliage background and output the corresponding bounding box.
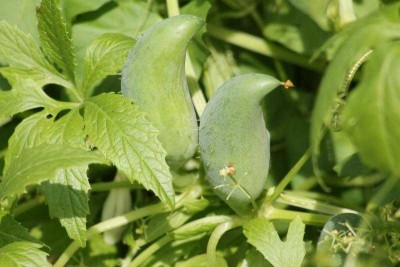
[0,0,399,266]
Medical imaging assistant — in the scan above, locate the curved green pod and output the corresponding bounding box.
[121,15,204,167]
[199,74,282,215]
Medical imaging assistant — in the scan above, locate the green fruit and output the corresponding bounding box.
[199,74,282,215]
[121,15,204,167]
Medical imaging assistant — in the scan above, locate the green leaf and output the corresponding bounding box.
[82,33,135,97]
[343,42,400,175]
[0,20,70,87]
[37,0,76,83]
[4,110,85,172]
[4,112,51,174]
[0,0,41,43]
[0,21,52,71]
[243,216,306,267]
[41,167,90,247]
[58,0,112,21]
[262,1,331,55]
[84,93,175,208]
[202,39,238,99]
[4,110,92,245]
[0,241,51,267]
[0,215,41,247]
[72,1,161,76]
[0,67,71,88]
[289,0,331,30]
[0,80,58,122]
[310,8,400,179]
[0,143,105,199]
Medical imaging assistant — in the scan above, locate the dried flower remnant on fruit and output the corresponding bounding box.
[219,162,236,176]
[282,80,294,89]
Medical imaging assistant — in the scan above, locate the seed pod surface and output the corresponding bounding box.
[122,15,204,167]
[199,74,281,214]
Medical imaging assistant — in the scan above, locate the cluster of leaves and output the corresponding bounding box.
[0,0,399,266]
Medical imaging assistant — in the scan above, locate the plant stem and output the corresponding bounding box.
[264,207,330,226]
[54,185,202,267]
[265,148,311,206]
[207,25,323,71]
[186,55,207,117]
[90,180,142,192]
[367,175,399,211]
[276,191,358,215]
[207,218,243,266]
[128,235,173,267]
[54,203,168,267]
[127,215,235,266]
[14,195,46,216]
[166,0,180,17]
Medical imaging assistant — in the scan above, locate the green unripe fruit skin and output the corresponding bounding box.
[199,74,281,215]
[121,15,204,167]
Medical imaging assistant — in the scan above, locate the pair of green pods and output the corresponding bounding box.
[121,15,282,215]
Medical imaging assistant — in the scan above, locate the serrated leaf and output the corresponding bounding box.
[82,33,135,97]
[0,20,71,87]
[0,215,41,247]
[4,110,92,245]
[0,79,58,122]
[41,167,90,247]
[0,143,105,199]
[0,21,49,68]
[37,0,76,83]
[243,216,306,267]
[84,93,175,208]
[0,66,71,88]
[343,42,400,175]
[0,241,51,267]
[3,112,52,174]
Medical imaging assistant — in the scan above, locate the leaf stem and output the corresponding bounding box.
[263,207,330,226]
[186,55,207,117]
[54,185,202,266]
[127,215,235,266]
[128,235,173,267]
[366,175,399,211]
[206,25,323,71]
[166,0,180,17]
[14,195,46,216]
[265,148,311,206]
[276,191,358,215]
[90,180,142,192]
[54,203,168,267]
[207,217,243,266]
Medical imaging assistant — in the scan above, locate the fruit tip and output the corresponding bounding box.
[281,80,294,89]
